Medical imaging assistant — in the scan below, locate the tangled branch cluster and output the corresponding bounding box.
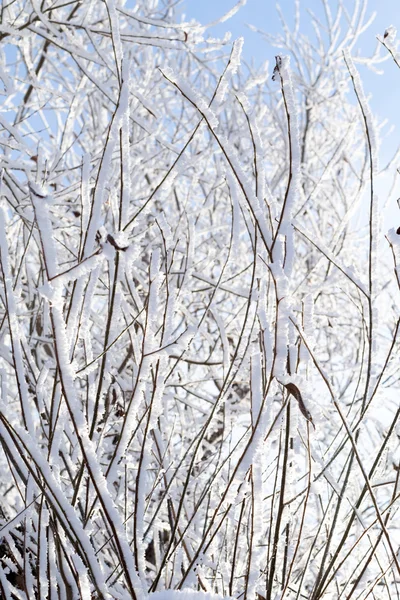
[0,0,400,598]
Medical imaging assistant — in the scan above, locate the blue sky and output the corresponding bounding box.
[181,0,400,161]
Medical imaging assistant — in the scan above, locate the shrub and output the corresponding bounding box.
[0,1,399,598]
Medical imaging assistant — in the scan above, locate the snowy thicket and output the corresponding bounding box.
[1,0,400,598]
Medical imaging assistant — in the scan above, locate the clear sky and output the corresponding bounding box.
[181,0,400,161]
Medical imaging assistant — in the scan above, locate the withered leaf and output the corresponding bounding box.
[107,233,129,252]
[272,55,282,81]
[283,382,316,430]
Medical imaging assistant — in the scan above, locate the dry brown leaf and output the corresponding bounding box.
[283,382,316,430]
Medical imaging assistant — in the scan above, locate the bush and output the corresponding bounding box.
[0,1,399,598]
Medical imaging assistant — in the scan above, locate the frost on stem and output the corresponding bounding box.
[214,37,244,107]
